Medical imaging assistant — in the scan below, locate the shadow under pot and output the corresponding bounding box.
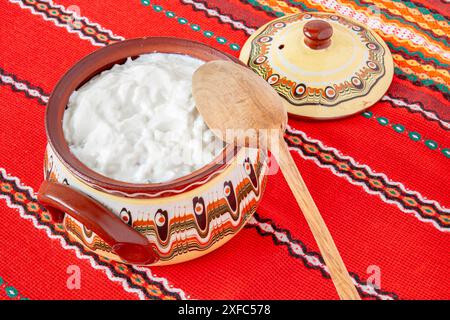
[39,37,269,266]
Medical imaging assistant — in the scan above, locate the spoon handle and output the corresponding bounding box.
[275,134,360,300]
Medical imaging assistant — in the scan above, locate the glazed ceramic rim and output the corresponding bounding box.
[46,37,241,194]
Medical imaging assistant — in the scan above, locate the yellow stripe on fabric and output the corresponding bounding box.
[393,55,450,85]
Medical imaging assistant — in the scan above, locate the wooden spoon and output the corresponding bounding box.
[192,60,360,300]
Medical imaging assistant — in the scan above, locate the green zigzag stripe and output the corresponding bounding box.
[390,0,450,22]
[287,0,317,12]
[244,0,285,16]
[386,43,450,69]
[394,67,449,94]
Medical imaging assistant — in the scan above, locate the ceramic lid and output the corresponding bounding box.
[240,12,394,120]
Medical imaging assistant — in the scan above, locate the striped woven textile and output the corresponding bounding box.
[0,0,449,300]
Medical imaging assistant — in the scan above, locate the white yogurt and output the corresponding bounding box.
[63,53,224,183]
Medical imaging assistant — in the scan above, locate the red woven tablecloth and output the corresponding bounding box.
[1,0,449,300]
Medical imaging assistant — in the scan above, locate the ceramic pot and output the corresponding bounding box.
[39,37,268,266]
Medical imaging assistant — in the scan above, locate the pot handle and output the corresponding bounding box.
[38,180,158,265]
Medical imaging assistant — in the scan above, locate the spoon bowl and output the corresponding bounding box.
[193,60,287,148]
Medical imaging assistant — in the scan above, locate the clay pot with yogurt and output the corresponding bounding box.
[39,38,268,265]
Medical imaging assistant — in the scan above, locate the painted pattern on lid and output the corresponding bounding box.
[240,13,394,119]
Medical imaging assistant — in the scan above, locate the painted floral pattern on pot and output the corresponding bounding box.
[44,146,268,265]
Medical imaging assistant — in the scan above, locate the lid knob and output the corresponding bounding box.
[303,20,333,50]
